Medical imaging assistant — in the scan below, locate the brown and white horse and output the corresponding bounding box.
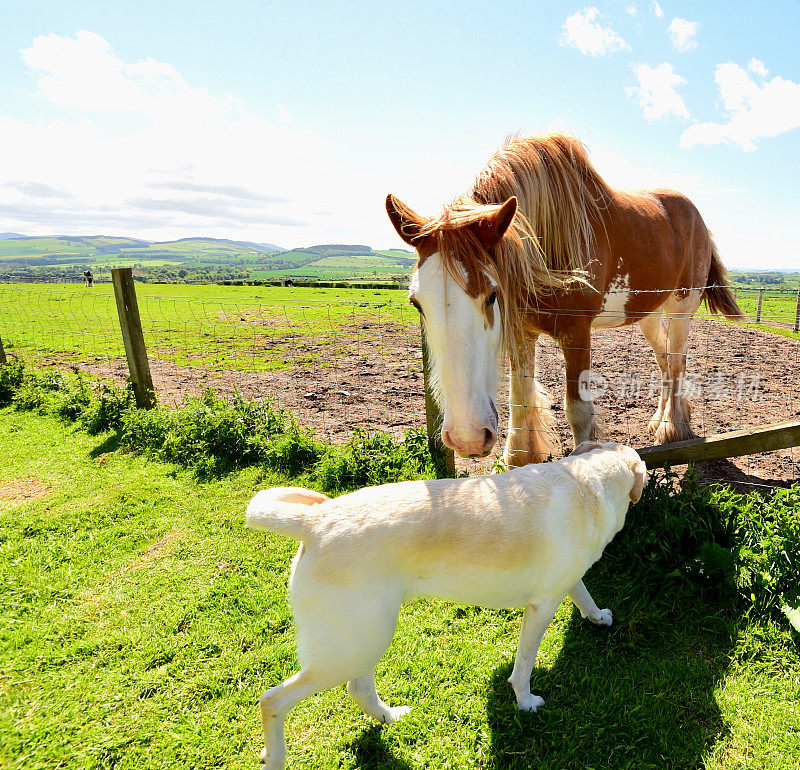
[386,134,743,466]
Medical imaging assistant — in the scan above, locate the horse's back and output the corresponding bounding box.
[607,187,712,290]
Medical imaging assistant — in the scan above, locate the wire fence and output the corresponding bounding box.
[1,277,800,488]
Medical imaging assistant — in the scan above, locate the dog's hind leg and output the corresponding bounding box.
[568,580,612,626]
[259,667,336,770]
[508,595,563,712]
[348,669,411,724]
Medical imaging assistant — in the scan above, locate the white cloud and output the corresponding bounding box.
[668,18,699,53]
[681,62,800,151]
[748,58,769,78]
[626,4,637,15]
[627,63,690,121]
[277,103,294,125]
[560,7,631,57]
[0,31,408,244]
[651,1,664,19]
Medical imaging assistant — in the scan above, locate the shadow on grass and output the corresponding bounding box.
[485,585,733,769]
[347,724,413,770]
[88,431,122,457]
[692,457,794,492]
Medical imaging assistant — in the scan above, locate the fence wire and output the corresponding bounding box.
[1,281,799,488]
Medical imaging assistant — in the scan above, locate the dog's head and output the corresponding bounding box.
[571,441,648,503]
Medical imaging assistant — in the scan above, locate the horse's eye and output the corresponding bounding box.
[486,291,497,308]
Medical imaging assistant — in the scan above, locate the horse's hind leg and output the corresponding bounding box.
[638,314,669,435]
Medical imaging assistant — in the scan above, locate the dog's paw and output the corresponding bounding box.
[516,694,545,713]
[382,705,411,724]
[259,748,283,770]
[590,608,613,626]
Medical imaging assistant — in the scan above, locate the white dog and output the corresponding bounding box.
[246,441,647,769]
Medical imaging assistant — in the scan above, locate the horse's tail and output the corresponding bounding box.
[703,239,745,321]
[245,487,329,541]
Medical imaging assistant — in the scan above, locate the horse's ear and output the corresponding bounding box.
[386,194,426,246]
[472,196,518,251]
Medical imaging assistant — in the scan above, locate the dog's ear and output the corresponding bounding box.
[571,441,603,456]
[629,460,647,503]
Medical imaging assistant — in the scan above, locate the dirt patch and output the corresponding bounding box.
[0,478,53,508]
[112,530,183,578]
[81,530,184,610]
[43,318,800,488]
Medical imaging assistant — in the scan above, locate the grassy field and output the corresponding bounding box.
[2,407,800,768]
[251,253,411,280]
[3,280,797,380]
[0,282,415,373]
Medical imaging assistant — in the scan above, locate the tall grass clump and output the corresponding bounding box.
[611,467,800,631]
[315,427,438,492]
[119,389,323,477]
[0,362,440,489]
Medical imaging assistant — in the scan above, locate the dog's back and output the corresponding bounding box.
[247,446,640,608]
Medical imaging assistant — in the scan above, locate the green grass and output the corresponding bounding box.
[0,282,415,373]
[1,403,799,768]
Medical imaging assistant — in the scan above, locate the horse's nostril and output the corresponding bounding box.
[483,428,496,448]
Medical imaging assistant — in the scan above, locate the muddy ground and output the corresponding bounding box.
[54,318,800,488]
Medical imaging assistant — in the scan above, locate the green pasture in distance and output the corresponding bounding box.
[0,238,101,258]
[0,282,416,373]
[4,281,796,376]
[252,254,412,280]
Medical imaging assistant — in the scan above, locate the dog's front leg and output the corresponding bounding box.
[508,596,563,712]
[568,580,612,626]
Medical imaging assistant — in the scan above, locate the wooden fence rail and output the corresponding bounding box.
[638,419,800,469]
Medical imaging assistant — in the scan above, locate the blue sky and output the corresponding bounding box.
[0,1,798,267]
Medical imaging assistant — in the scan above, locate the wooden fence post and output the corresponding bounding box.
[755,287,764,324]
[794,291,800,333]
[421,322,455,477]
[0,334,6,365]
[111,268,156,410]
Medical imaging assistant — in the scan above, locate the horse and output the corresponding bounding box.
[386,133,743,467]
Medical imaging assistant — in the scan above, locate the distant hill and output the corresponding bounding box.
[0,234,414,283]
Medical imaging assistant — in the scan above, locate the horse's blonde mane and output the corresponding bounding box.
[416,133,610,360]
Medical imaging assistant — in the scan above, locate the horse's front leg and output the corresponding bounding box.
[503,341,557,467]
[559,325,600,447]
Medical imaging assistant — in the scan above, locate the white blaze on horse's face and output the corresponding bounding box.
[411,253,501,459]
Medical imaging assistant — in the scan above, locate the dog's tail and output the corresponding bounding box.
[245,487,329,541]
